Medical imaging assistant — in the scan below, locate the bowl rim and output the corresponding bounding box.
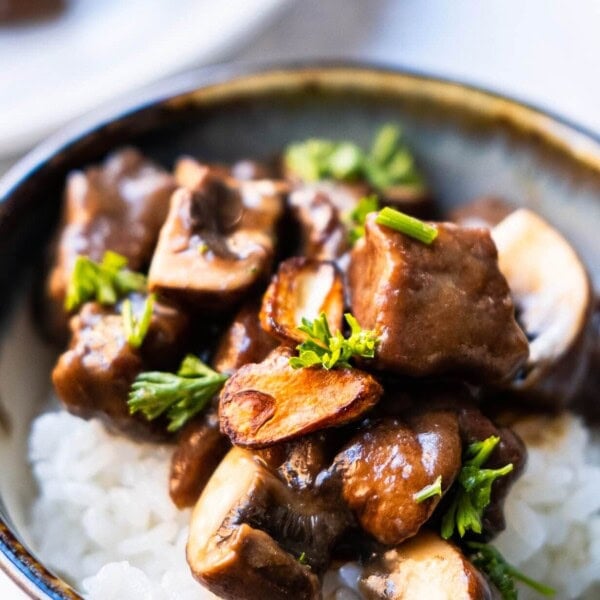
[1,59,600,599]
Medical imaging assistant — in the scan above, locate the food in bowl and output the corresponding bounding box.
[24,124,600,599]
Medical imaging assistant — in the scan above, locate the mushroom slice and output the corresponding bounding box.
[260,257,344,344]
[187,446,348,600]
[148,166,284,311]
[219,346,382,448]
[492,208,592,407]
[359,531,494,600]
[332,412,461,546]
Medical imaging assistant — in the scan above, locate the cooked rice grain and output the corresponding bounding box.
[28,411,600,599]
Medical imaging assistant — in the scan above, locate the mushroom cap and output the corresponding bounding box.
[187,447,321,600]
[492,208,592,404]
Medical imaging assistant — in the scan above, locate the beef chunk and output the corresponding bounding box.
[450,196,515,229]
[47,148,175,315]
[148,166,284,310]
[213,302,278,375]
[349,215,529,382]
[169,410,231,508]
[52,296,188,440]
[332,412,461,545]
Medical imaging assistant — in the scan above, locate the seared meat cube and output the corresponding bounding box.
[212,302,278,375]
[359,531,494,600]
[148,166,284,310]
[219,346,382,448]
[451,196,515,229]
[332,411,462,545]
[260,257,344,344]
[349,215,529,382]
[288,181,368,260]
[47,148,175,314]
[52,296,188,440]
[169,409,231,508]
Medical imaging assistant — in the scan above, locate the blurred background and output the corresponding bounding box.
[2,0,600,179]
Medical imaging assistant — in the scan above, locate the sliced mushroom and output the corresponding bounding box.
[260,257,344,344]
[450,196,515,229]
[148,166,285,310]
[359,531,495,600]
[212,302,278,375]
[349,215,529,382]
[219,346,382,448]
[169,409,231,508]
[332,412,461,545]
[288,181,369,261]
[491,208,593,408]
[187,446,350,599]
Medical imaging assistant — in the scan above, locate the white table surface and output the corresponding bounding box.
[2,0,600,597]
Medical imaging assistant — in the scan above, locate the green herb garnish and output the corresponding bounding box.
[289,312,378,370]
[122,294,155,348]
[468,542,555,599]
[375,206,438,244]
[441,436,513,539]
[284,124,425,192]
[298,552,309,565]
[128,355,228,432]
[413,475,443,504]
[65,251,147,311]
[346,194,379,244]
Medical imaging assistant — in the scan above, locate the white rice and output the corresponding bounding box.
[28,410,600,599]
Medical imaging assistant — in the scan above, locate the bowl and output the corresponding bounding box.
[0,62,599,599]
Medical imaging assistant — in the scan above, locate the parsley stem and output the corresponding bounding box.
[375,207,438,244]
[413,475,442,503]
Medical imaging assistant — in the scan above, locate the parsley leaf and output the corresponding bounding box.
[65,251,147,311]
[346,194,380,244]
[289,312,378,370]
[121,294,155,348]
[128,355,228,432]
[284,124,425,192]
[441,436,514,539]
[468,542,555,599]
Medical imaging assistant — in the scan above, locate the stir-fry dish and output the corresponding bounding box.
[41,127,598,600]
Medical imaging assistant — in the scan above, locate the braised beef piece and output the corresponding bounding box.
[169,409,231,508]
[288,181,368,261]
[349,215,529,382]
[212,302,278,375]
[332,411,462,546]
[52,295,188,441]
[148,166,285,310]
[450,196,515,229]
[46,148,175,318]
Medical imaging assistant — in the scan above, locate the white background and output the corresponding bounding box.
[2,0,600,597]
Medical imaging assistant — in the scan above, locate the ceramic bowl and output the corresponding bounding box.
[0,62,599,599]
